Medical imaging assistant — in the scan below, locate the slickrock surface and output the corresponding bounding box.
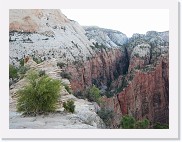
[9,59,105,129]
[84,26,128,47]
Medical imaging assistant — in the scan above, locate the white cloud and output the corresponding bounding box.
[61,9,169,37]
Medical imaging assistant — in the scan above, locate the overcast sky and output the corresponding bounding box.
[61,9,169,37]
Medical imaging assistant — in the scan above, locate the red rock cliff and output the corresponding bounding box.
[115,55,168,127]
[66,48,129,92]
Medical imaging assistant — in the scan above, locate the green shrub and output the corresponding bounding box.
[86,85,101,103]
[98,108,114,127]
[90,42,107,50]
[38,70,46,77]
[153,122,169,129]
[135,118,149,129]
[113,71,119,79]
[18,66,29,79]
[63,100,75,113]
[120,115,150,129]
[32,56,43,64]
[105,92,114,98]
[73,90,84,99]
[16,70,61,115]
[19,58,24,66]
[18,66,29,75]
[60,72,72,80]
[57,62,66,68]
[9,64,18,80]
[120,115,136,129]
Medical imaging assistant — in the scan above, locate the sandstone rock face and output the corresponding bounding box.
[84,26,128,47]
[129,43,151,72]
[100,31,169,128]
[101,96,122,128]
[66,48,129,92]
[117,56,169,125]
[9,9,69,33]
[9,9,94,66]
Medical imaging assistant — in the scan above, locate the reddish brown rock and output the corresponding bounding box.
[128,56,146,72]
[101,96,122,128]
[116,56,169,126]
[67,48,129,92]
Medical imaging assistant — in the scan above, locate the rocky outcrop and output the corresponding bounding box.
[9,9,94,66]
[10,93,105,129]
[100,31,169,127]
[128,43,151,72]
[84,26,128,47]
[117,56,169,125]
[9,9,69,33]
[9,58,105,129]
[99,54,169,128]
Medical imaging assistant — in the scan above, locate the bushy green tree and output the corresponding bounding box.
[153,122,169,129]
[19,58,24,66]
[86,85,101,103]
[135,118,149,129]
[18,66,29,75]
[120,115,136,129]
[38,70,46,77]
[9,64,18,80]
[120,115,150,129]
[32,56,43,64]
[63,100,75,113]
[16,70,61,115]
[57,62,66,68]
[60,72,72,80]
[18,66,29,80]
[98,108,114,127]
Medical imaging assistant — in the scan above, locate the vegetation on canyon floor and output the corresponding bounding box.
[74,85,102,104]
[120,115,149,129]
[97,107,114,128]
[153,122,169,129]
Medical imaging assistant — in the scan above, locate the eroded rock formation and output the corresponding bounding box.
[66,48,129,92]
[9,9,169,128]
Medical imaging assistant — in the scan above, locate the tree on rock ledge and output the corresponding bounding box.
[86,85,101,104]
[16,70,61,115]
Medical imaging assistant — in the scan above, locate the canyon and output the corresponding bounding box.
[9,9,169,128]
